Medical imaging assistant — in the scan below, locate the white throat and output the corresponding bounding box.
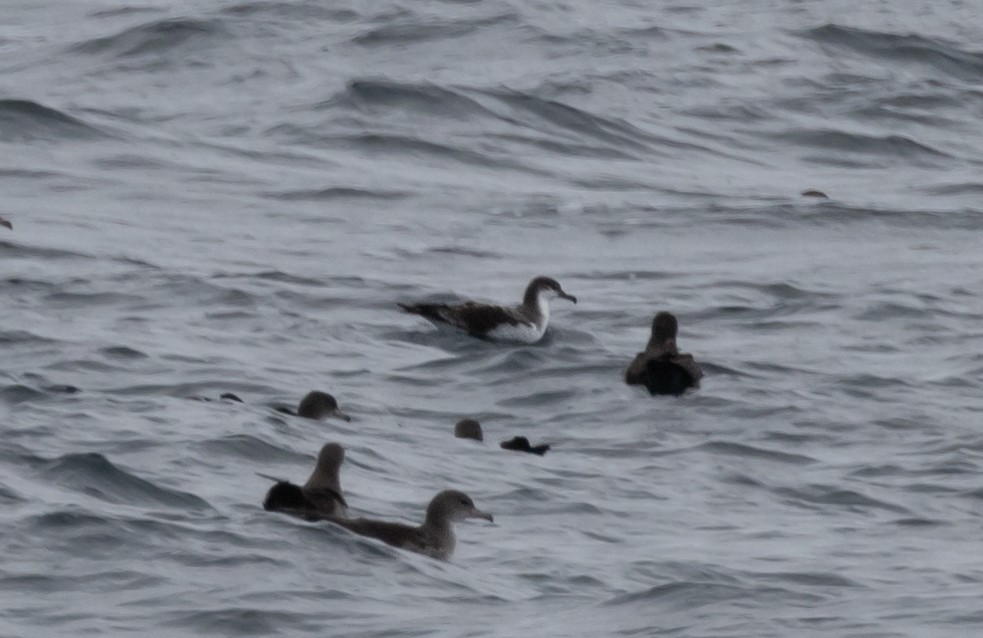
[534,293,551,331]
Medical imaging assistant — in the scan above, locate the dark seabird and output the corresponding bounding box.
[0,215,11,230]
[324,490,492,560]
[500,436,550,456]
[262,442,349,520]
[202,390,351,421]
[398,276,577,343]
[624,311,703,396]
[454,419,483,442]
[275,390,351,421]
[801,189,829,199]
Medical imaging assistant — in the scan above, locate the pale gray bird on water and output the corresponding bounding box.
[399,276,576,343]
[625,311,703,396]
[262,442,349,520]
[324,490,493,560]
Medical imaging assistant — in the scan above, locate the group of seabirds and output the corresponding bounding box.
[256,275,703,560]
[5,214,704,559]
[0,191,855,561]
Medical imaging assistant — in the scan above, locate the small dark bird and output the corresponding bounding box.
[206,390,350,421]
[800,189,829,198]
[454,419,483,442]
[275,390,351,421]
[625,311,703,396]
[398,276,576,343]
[0,215,11,230]
[323,490,493,560]
[500,436,550,456]
[262,442,348,520]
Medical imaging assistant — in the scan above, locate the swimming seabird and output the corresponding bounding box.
[624,311,703,396]
[275,391,351,421]
[398,276,576,343]
[500,436,550,456]
[203,390,351,421]
[262,442,349,520]
[454,419,483,442]
[323,490,492,560]
[0,215,11,230]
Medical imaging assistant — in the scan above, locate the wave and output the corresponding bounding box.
[774,483,911,515]
[477,87,656,154]
[0,384,47,404]
[677,202,983,230]
[324,78,497,120]
[692,440,817,465]
[159,607,302,634]
[40,452,213,510]
[220,1,358,22]
[71,18,225,58]
[198,434,307,463]
[0,99,107,142]
[318,78,710,161]
[329,132,542,171]
[0,329,63,347]
[43,290,144,308]
[771,127,951,167]
[923,182,983,196]
[353,13,519,46]
[263,186,409,202]
[803,24,983,82]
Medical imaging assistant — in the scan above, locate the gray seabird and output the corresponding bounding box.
[625,311,703,396]
[398,276,576,343]
[324,490,493,560]
[262,442,349,520]
[454,418,483,441]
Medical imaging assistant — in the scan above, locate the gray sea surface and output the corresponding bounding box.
[2,0,983,636]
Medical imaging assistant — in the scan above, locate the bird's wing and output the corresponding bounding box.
[671,353,703,382]
[328,517,426,552]
[624,351,650,384]
[401,301,521,335]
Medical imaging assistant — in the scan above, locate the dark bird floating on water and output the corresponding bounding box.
[323,490,493,560]
[454,418,483,442]
[275,390,351,421]
[500,436,550,456]
[0,215,11,230]
[262,442,349,520]
[625,311,703,396]
[398,276,576,343]
[217,390,351,421]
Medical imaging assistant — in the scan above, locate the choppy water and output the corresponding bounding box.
[3,0,983,636]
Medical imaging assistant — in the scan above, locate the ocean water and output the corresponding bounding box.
[2,0,983,635]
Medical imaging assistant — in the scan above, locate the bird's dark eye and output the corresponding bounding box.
[460,498,469,505]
